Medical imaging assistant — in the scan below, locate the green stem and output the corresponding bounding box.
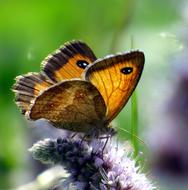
[108,0,139,156]
[131,91,139,157]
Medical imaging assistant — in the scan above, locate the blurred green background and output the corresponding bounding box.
[0,0,187,189]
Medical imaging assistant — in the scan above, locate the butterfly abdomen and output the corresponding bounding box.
[12,73,53,115]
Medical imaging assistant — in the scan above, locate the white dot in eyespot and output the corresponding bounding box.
[120,67,133,74]
[76,60,89,69]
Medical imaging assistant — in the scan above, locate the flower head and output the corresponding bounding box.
[29,136,156,190]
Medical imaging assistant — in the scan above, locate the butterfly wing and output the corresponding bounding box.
[13,41,96,116]
[84,51,144,122]
[42,40,97,82]
[12,73,53,114]
[28,79,106,133]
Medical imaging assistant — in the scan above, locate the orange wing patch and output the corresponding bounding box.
[84,51,144,122]
[42,41,97,83]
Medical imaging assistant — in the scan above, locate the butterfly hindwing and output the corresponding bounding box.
[42,41,97,83]
[84,51,145,122]
[12,73,53,114]
[28,79,107,132]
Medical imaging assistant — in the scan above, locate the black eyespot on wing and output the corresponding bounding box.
[120,67,133,74]
[76,60,89,69]
[42,41,97,82]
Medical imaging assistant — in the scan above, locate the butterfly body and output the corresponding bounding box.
[13,40,144,136]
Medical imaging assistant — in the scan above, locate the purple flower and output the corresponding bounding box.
[149,48,188,178]
[29,136,156,190]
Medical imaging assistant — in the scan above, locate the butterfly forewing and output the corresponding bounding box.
[28,79,107,132]
[84,51,145,122]
[42,41,97,82]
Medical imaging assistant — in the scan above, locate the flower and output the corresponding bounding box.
[29,136,156,190]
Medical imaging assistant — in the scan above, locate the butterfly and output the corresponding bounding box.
[13,40,144,136]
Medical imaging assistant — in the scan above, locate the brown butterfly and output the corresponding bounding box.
[13,40,144,136]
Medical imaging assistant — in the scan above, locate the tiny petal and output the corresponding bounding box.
[94,157,104,167]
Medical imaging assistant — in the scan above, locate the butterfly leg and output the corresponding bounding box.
[70,132,77,139]
[101,136,109,154]
[100,128,117,153]
[80,134,88,144]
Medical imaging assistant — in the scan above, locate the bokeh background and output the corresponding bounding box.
[1,0,188,189]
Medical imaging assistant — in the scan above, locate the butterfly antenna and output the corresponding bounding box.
[116,126,147,147]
